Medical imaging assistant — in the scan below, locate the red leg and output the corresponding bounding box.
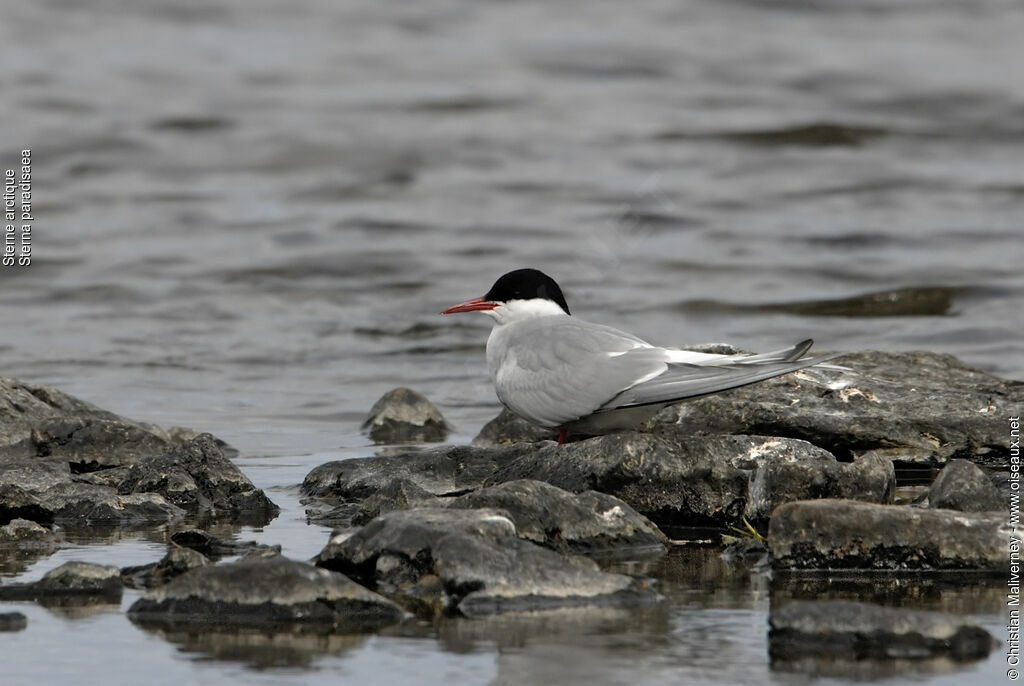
[557,426,567,445]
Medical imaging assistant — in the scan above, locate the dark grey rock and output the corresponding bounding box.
[315,508,660,617]
[487,432,782,527]
[472,408,557,446]
[351,478,439,526]
[305,478,440,528]
[769,499,1009,571]
[770,600,994,661]
[302,433,880,531]
[0,458,186,526]
[362,387,449,444]
[928,459,1007,513]
[436,534,661,618]
[0,518,62,575]
[447,479,666,556]
[122,546,211,589]
[317,508,518,576]
[0,379,254,528]
[721,537,769,564]
[0,518,59,544]
[128,555,405,632]
[301,443,537,500]
[169,529,280,560]
[118,434,279,518]
[0,612,27,631]
[746,452,895,527]
[0,561,122,603]
[722,435,837,471]
[654,351,1022,468]
[0,375,197,467]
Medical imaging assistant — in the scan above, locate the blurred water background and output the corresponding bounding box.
[0,0,1021,684]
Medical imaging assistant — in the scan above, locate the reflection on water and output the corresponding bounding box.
[1,0,1021,683]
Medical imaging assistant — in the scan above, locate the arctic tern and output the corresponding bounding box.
[442,268,841,443]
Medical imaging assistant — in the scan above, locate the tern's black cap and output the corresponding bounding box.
[484,268,570,314]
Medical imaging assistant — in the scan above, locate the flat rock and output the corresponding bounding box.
[315,508,660,617]
[0,376,191,467]
[488,432,813,528]
[928,459,1007,513]
[301,443,537,500]
[0,518,62,575]
[318,508,518,574]
[302,433,877,531]
[0,458,185,526]
[770,600,993,661]
[746,452,894,527]
[362,387,449,444]
[350,478,439,526]
[472,408,558,446]
[447,479,666,556]
[168,529,280,560]
[0,518,60,544]
[0,612,27,631]
[0,561,123,603]
[654,351,1022,468]
[769,500,1009,571]
[128,554,405,632]
[118,434,279,519]
[122,546,211,589]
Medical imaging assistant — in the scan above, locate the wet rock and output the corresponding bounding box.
[0,561,123,604]
[0,612,27,631]
[447,480,666,556]
[0,458,186,526]
[351,478,439,526]
[655,351,1022,468]
[0,519,62,575]
[769,500,1008,571]
[169,529,280,560]
[315,508,660,617]
[720,536,769,565]
[927,459,1007,513]
[487,432,766,527]
[317,509,518,576]
[362,387,448,444]
[118,434,279,518]
[437,535,661,618]
[722,435,836,471]
[304,478,443,528]
[128,554,405,632]
[472,408,557,446]
[303,433,868,530]
[121,546,211,589]
[0,376,198,468]
[745,452,895,527]
[769,600,993,661]
[301,443,537,500]
[0,518,59,544]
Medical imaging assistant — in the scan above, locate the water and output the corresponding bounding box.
[1,0,1022,683]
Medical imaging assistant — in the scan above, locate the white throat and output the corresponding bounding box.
[483,298,568,325]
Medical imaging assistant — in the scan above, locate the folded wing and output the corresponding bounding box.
[603,339,843,410]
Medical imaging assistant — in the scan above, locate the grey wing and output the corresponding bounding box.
[490,319,667,427]
[603,339,843,410]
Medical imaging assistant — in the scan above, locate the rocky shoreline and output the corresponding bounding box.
[0,351,1018,673]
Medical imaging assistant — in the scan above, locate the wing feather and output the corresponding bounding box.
[603,347,843,410]
[486,317,664,427]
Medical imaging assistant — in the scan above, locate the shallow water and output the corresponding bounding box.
[1,0,1022,684]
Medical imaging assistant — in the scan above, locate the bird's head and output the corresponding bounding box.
[441,268,570,324]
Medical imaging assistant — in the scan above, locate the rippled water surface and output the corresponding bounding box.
[1,0,1021,684]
